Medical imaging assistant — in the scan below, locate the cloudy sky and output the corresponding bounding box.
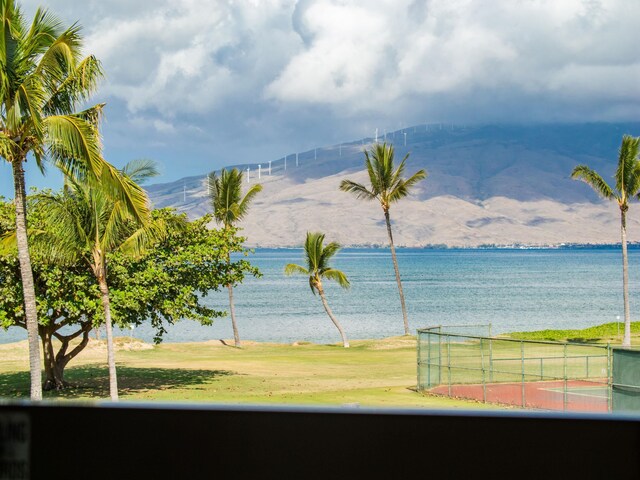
[1,0,638,195]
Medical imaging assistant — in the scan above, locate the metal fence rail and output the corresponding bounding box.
[417,325,613,412]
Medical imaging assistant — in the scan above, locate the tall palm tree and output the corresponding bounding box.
[208,168,262,347]
[35,160,164,400]
[0,0,148,400]
[285,232,350,348]
[572,135,640,347]
[340,142,427,335]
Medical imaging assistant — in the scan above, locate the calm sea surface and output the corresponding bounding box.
[2,248,640,344]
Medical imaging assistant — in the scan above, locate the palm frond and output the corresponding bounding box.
[235,183,262,221]
[98,162,151,226]
[284,263,309,276]
[339,179,376,200]
[17,75,47,130]
[0,1,23,92]
[628,162,640,201]
[121,158,159,185]
[346,142,425,208]
[100,199,131,254]
[304,231,325,272]
[119,214,185,258]
[33,23,82,87]
[0,133,18,162]
[617,135,640,196]
[33,189,90,252]
[19,7,63,64]
[45,113,103,179]
[320,241,341,265]
[72,103,105,128]
[571,165,615,200]
[322,268,350,289]
[364,148,383,194]
[389,154,409,190]
[208,168,261,227]
[0,231,16,254]
[388,167,427,204]
[43,55,103,116]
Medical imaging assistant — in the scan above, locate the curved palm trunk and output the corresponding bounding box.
[98,274,119,400]
[621,207,631,347]
[318,286,349,348]
[228,283,241,347]
[224,241,241,347]
[384,209,410,335]
[12,159,42,400]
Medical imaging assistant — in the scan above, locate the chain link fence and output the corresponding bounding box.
[417,325,613,412]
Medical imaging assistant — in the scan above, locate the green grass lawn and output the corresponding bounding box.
[506,321,640,343]
[4,323,636,408]
[0,336,493,409]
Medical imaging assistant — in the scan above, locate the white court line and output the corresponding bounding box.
[539,387,609,399]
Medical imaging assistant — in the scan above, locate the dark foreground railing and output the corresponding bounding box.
[1,403,640,479]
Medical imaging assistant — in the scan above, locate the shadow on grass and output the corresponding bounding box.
[0,365,235,399]
[566,337,604,344]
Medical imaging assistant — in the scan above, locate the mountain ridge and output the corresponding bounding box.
[145,122,640,248]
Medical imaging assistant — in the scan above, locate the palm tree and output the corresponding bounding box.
[0,0,149,400]
[340,142,427,335]
[285,232,350,348]
[35,159,165,400]
[208,168,262,347]
[571,135,640,347]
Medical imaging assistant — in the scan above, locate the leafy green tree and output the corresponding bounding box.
[32,160,166,400]
[572,135,640,347]
[340,142,427,335]
[0,0,148,400]
[0,195,259,391]
[284,232,350,348]
[208,168,262,347]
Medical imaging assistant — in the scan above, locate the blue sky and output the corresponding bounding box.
[1,0,638,197]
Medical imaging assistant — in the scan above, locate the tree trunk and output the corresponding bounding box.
[99,275,119,400]
[621,207,631,347]
[12,159,42,400]
[41,327,68,390]
[318,285,349,348]
[228,283,241,347]
[224,250,241,347]
[384,209,410,335]
[41,321,92,390]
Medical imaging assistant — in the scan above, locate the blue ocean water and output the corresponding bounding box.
[1,248,639,344]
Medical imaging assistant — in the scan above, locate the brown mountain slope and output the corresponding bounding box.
[146,123,640,247]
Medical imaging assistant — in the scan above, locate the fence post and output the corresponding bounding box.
[521,341,525,408]
[481,338,486,403]
[417,330,423,390]
[563,343,568,411]
[607,343,612,413]
[586,355,589,378]
[438,327,442,386]
[489,338,493,383]
[447,335,452,397]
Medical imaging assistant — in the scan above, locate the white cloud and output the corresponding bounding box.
[23,0,636,123]
[266,0,639,117]
[80,0,300,116]
[10,0,639,189]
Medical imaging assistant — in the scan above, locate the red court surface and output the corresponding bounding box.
[429,379,609,412]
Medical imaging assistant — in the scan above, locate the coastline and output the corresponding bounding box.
[245,243,640,250]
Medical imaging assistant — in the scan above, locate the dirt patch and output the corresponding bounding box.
[364,337,417,350]
[83,337,154,353]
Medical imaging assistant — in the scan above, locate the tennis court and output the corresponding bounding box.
[429,379,609,412]
[416,325,630,412]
